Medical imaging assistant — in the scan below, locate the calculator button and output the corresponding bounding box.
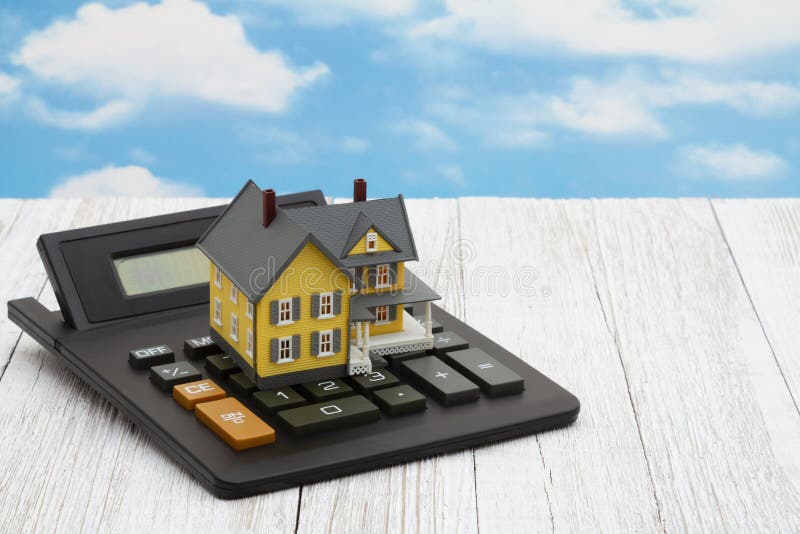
[196,397,276,451]
[373,385,427,416]
[205,354,239,378]
[277,395,380,435]
[149,362,202,393]
[183,336,221,359]
[173,379,226,410]
[229,373,258,397]
[432,331,469,353]
[299,378,353,401]
[252,387,307,413]
[383,350,427,369]
[398,356,480,406]
[349,369,400,393]
[442,348,525,397]
[128,344,174,370]
[412,315,444,334]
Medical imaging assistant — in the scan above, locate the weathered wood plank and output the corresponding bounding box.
[712,198,800,489]
[458,198,662,532]
[569,198,800,531]
[296,198,477,534]
[0,198,300,534]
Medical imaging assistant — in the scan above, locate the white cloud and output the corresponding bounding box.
[129,147,157,164]
[0,72,20,99]
[413,1,800,62]
[12,0,328,129]
[257,0,415,26]
[341,136,369,153]
[680,143,787,180]
[437,164,467,186]
[241,125,311,165]
[25,97,137,130]
[50,165,202,197]
[391,118,457,151]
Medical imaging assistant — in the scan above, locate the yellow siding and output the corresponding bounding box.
[346,226,394,256]
[209,263,254,365]
[255,242,351,379]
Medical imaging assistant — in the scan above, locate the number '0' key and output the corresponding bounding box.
[277,395,379,435]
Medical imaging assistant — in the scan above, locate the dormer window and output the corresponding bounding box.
[366,232,378,252]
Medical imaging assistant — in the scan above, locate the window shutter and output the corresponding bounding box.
[311,331,319,356]
[292,297,300,321]
[270,300,279,325]
[389,263,398,285]
[270,338,279,363]
[389,305,397,321]
[367,266,377,287]
[292,335,300,359]
[355,267,363,288]
[333,291,342,315]
[311,293,320,318]
[333,328,341,353]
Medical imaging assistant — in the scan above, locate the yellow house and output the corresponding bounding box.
[197,179,440,390]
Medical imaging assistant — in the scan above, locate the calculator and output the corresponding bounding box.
[7,189,580,498]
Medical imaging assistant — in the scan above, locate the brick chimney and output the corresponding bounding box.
[353,178,367,202]
[263,188,276,228]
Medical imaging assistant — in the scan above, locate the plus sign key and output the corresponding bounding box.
[149,361,202,392]
[398,356,479,406]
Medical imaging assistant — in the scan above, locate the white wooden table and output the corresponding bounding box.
[1,197,800,533]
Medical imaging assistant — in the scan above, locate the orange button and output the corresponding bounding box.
[173,379,227,410]
[196,397,276,451]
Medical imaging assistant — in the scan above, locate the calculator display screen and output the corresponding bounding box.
[113,246,208,296]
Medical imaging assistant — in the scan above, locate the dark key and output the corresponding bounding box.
[150,361,202,393]
[229,372,258,397]
[398,356,479,406]
[299,378,353,401]
[350,369,400,393]
[277,395,380,435]
[183,336,220,359]
[205,354,239,378]
[373,385,427,416]
[412,315,444,334]
[442,348,525,397]
[432,331,469,353]
[383,350,427,369]
[128,344,174,370]
[252,387,307,413]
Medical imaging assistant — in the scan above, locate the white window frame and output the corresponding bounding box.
[214,266,222,288]
[230,313,238,342]
[318,329,334,356]
[230,284,238,304]
[365,232,378,252]
[375,305,389,324]
[376,264,391,289]
[319,292,334,318]
[246,301,254,319]
[213,298,222,326]
[349,268,358,293]
[278,298,293,325]
[278,336,293,363]
[246,329,253,357]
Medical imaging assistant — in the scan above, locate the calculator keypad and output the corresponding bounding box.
[252,387,307,413]
[196,397,275,451]
[205,354,239,378]
[173,379,226,410]
[373,385,427,416]
[150,361,202,392]
[129,344,174,369]
[398,356,480,406]
[441,348,525,397]
[299,379,353,401]
[277,395,380,435]
[183,336,221,359]
[349,369,400,394]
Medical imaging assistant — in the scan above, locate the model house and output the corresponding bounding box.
[196,179,440,389]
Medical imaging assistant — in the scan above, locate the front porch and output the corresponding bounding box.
[348,310,433,374]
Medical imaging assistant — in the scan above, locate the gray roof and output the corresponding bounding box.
[349,271,440,321]
[196,181,352,302]
[282,196,418,268]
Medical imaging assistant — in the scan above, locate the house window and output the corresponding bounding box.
[366,232,378,252]
[319,330,333,356]
[375,305,389,323]
[349,268,358,293]
[246,302,253,319]
[230,284,238,304]
[230,313,238,341]
[213,298,222,326]
[246,329,253,357]
[319,292,333,317]
[214,267,222,288]
[376,264,390,288]
[279,298,293,324]
[278,336,293,363]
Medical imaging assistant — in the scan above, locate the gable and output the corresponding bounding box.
[346,227,395,256]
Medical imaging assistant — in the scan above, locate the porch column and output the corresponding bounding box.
[424,301,433,337]
[355,321,363,346]
[363,322,370,359]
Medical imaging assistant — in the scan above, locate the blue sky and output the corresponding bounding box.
[0,0,799,199]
